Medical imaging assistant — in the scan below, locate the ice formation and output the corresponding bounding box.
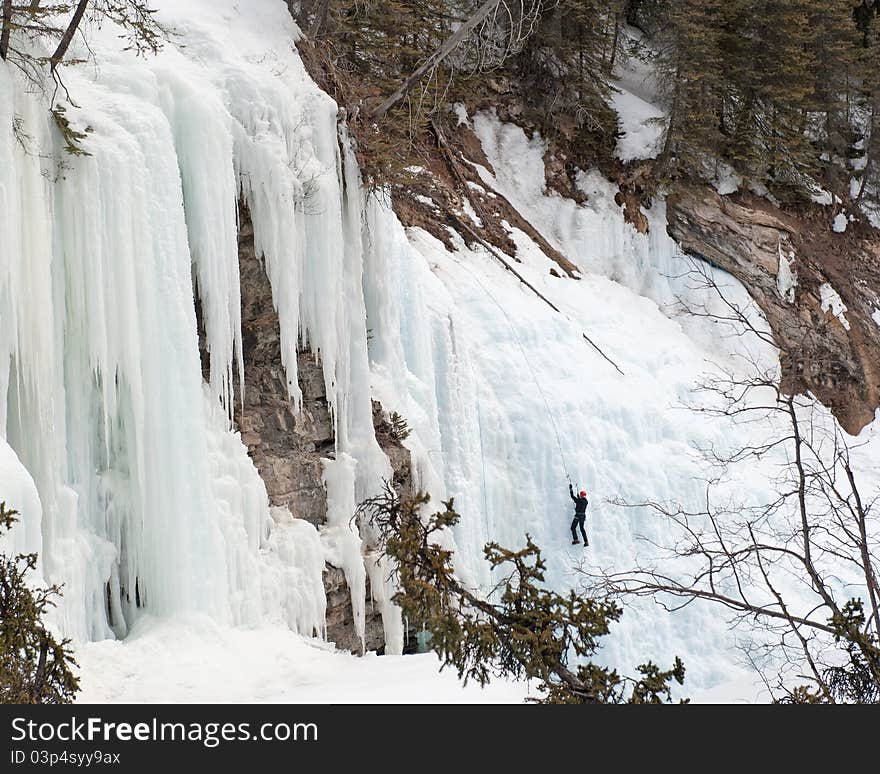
[1,0,878,700]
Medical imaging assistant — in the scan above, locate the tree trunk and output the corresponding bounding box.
[0,0,12,61]
[856,88,880,205]
[50,0,89,70]
[608,14,621,73]
[369,0,504,120]
[31,635,49,701]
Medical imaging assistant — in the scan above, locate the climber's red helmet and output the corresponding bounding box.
[579,490,587,498]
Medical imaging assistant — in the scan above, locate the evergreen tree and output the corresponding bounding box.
[357,484,686,704]
[855,1,880,204]
[646,0,868,198]
[751,1,818,187]
[503,0,623,161]
[0,502,80,704]
[806,0,866,192]
[659,0,726,178]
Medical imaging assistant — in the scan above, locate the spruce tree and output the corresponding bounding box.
[0,502,80,704]
[806,0,863,192]
[659,0,726,178]
[357,484,686,704]
[508,0,622,157]
[648,0,867,198]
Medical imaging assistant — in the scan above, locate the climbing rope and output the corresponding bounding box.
[470,357,493,520]
[430,118,624,378]
[459,258,573,483]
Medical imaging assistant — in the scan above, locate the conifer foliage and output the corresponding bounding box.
[292,1,880,202]
[1,2,165,158]
[0,502,80,704]
[653,0,876,198]
[0,1,164,75]
[357,483,686,703]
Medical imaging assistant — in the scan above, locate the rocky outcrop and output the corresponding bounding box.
[667,185,880,433]
[322,566,386,654]
[234,209,333,527]
[389,120,581,279]
[229,202,412,654]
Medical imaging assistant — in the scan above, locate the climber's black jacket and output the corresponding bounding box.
[569,485,588,515]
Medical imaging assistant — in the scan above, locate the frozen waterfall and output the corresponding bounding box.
[2,0,877,699]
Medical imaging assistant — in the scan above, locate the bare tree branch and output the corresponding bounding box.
[370,0,503,120]
[0,0,12,60]
[582,262,880,701]
[50,0,89,71]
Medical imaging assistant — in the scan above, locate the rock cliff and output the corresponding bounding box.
[666,187,880,434]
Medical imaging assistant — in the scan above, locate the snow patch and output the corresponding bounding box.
[850,177,862,199]
[712,162,742,196]
[461,196,484,228]
[414,193,438,209]
[776,244,796,303]
[452,102,470,127]
[609,85,665,162]
[74,615,530,703]
[811,188,834,206]
[819,283,851,330]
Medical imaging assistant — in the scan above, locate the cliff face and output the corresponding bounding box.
[234,206,333,527]
[667,186,880,434]
[230,203,411,654]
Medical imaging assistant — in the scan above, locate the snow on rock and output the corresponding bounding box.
[414,193,439,209]
[776,244,797,303]
[712,162,742,196]
[833,212,848,233]
[851,177,863,199]
[819,283,851,330]
[609,86,665,162]
[461,196,484,228]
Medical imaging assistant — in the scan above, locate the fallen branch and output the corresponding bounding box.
[430,119,625,376]
[369,0,504,121]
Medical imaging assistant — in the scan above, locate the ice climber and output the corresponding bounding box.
[569,483,589,546]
